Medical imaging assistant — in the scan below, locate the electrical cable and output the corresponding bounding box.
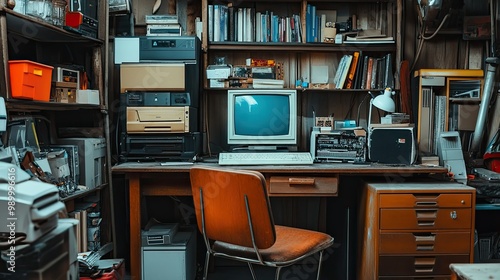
[411,6,450,72]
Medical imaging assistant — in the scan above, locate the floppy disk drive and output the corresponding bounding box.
[126,106,197,133]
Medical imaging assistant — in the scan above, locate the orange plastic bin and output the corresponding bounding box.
[9,60,53,101]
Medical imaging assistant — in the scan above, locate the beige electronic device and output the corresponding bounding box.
[120,63,185,92]
[126,106,196,133]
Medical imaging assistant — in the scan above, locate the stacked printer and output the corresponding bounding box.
[115,36,202,162]
[0,162,79,279]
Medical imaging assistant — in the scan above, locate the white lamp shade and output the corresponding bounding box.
[372,89,396,113]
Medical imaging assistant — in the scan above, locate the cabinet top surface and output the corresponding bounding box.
[367,182,476,191]
[414,68,484,78]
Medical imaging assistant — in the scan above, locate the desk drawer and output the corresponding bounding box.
[380,193,472,208]
[379,255,470,276]
[379,232,471,254]
[380,208,472,230]
[269,176,338,195]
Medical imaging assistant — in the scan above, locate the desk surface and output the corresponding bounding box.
[450,263,500,279]
[112,162,448,175]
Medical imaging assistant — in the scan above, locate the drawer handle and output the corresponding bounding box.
[414,257,435,265]
[288,178,315,185]
[416,245,434,251]
[414,257,436,272]
[416,209,437,226]
[414,235,435,243]
[415,268,434,273]
[415,201,438,207]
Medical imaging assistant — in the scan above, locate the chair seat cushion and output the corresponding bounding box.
[212,225,334,266]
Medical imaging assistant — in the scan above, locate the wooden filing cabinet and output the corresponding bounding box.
[358,182,476,280]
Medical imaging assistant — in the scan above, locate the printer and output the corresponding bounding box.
[0,162,66,244]
[115,36,202,161]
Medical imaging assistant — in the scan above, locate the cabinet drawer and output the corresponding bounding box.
[269,176,338,195]
[379,232,471,254]
[379,255,470,276]
[380,193,472,208]
[380,208,472,230]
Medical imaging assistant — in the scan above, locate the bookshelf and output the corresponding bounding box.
[413,69,484,156]
[201,0,402,152]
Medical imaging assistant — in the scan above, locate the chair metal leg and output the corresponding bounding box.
[275,267,282,280]
[316,250,324,280]
[203,250,210,280]
[247,262,258,280]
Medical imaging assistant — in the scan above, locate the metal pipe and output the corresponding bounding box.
[470,59,499,154]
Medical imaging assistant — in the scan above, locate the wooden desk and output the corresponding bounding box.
[112,162,447,280]
[450,263,500,279]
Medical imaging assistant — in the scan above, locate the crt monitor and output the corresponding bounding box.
[227,89,297,149]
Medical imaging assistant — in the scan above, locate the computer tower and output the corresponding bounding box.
[141,230,196,280]
[368,126,417,165]
[57,138,106,189]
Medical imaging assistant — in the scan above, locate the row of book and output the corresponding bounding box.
[68,202,102,253]
[306,4,338,43]
[208,4,303,43]
[334,52,394,90]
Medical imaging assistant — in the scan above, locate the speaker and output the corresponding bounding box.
[368,126,417,165]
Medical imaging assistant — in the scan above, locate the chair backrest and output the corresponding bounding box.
[190,166,276,249]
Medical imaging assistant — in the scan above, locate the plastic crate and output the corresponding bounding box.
[9,60,53,101]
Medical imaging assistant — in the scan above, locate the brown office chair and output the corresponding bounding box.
[190,166,334,280]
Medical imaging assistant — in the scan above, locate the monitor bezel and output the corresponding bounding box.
[227,89,298,146]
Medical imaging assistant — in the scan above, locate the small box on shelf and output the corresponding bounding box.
[51,81,77,103]
[76,89,100,105]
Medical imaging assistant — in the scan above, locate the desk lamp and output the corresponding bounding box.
[368,88,396,129]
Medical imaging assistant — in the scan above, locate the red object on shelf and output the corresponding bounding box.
[65,11,84,28]
[8,60,53,101]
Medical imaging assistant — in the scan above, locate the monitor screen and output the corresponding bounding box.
[227,89,297,147]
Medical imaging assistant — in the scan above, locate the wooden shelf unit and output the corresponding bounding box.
[0,3,114,254]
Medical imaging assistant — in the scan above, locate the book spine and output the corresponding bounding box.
[345,51,360,89]
[306,4,312,42]
[237,8,244,42]
[228,6,235,41]
[338,55,353,89]
[208,5,214,42]
[353,51,364,89]
[311,5,316,42]
[333,55,346,87]
[384,53,394,89]
[365,57,374,90]
[213,5,220,42]
[221,5,228,41]
[370,58,378,89]
[360,55,369,89]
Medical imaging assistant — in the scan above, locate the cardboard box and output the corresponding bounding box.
[9,60,53,101]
